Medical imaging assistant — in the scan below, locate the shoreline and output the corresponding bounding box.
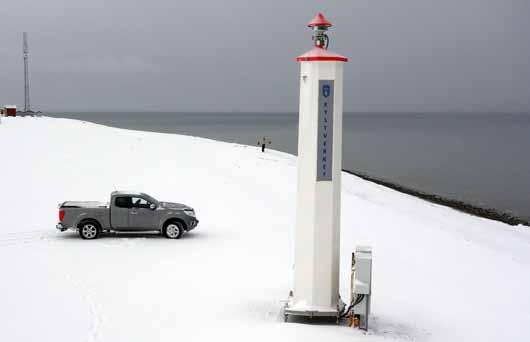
[343,169,529,227]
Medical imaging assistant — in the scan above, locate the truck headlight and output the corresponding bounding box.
[184,209,195,217]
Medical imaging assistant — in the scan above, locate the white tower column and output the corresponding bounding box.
[286,13,348,318]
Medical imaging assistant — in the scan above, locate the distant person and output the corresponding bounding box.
[257,137,272,152]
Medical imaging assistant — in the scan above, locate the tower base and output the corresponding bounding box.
[283,292,345,322]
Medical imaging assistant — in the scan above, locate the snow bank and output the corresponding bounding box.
[1,116,529,342]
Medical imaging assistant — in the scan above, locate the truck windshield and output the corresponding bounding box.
[142,193,159,205]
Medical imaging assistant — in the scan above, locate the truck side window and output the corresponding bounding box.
[115,196,132,209]
[131,197,150,209]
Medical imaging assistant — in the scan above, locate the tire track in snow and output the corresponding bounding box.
[0,230,55,247]
[1,229,105,340]
[64,274,104,342]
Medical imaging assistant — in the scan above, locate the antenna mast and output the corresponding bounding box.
[23,32,30,113]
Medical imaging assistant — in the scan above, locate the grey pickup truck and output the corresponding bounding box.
[57,191,198,239]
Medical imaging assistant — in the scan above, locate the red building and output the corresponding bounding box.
[4,105,16,117]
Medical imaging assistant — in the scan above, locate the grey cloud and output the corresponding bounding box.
[0,0,529,112]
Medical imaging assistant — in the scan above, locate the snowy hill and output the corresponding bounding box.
[1,116,529,342]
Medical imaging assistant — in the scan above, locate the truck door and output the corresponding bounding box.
[129,196,157,230]
[111,196,131,229]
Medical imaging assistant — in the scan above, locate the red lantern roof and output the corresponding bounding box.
[307,12,332,28]
[297,12,347,62]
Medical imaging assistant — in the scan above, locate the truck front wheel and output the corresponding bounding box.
[79,221,100,240]
[163,221,183,239]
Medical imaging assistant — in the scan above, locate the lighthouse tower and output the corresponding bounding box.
[285,13,348,320]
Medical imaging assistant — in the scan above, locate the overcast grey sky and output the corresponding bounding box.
[1,0,529,112]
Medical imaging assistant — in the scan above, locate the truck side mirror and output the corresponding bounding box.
[150,203,157,210]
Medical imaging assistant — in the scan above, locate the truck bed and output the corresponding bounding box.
[61,201,108,208]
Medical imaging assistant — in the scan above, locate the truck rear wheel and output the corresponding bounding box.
[79,221,100,240]
[163,221,183,239]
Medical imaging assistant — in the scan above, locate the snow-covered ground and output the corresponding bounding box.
[1,116,529,342]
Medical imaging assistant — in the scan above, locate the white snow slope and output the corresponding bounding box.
[1,116,529,342]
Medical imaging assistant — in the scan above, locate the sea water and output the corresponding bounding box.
[47,112,530,221]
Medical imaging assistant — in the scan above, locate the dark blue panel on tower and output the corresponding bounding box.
[317,80,334,181]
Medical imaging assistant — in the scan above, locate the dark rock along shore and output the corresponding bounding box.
[343,169,529,227]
